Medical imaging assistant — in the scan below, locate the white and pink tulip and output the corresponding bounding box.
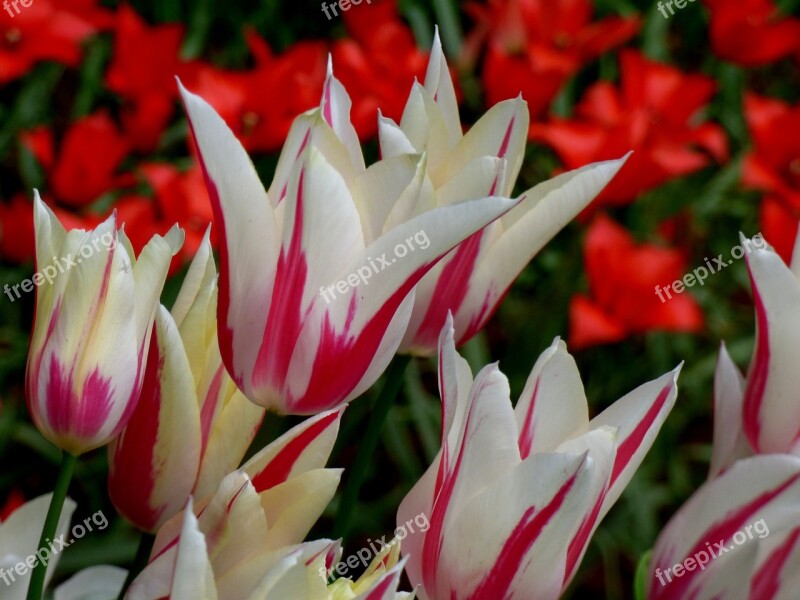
[397,315,679,599]
[179,60,519,415]
[26,193,182,455]
[378,32,629,356]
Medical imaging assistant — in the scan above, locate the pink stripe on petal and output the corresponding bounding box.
[517,379,540,460]
[279,128,311,203]
[564,490,606,584]
[497,114,516,159]
[199,365,225,456]
[610,382,673,487]
[468,468,581,599]
[322,79,333,127]
[362,573,397,600]
[413,232,484,351]
[253,169,312,394]
[421,376,496,592]
[742,274,770,452]
[250,410,340,492]
[288,263,431,413]
[108,332,165,531]
[750,528,800,598]
[45,355,113,443]
[458,286,500,346]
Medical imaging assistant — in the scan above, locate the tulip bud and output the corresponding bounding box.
[25,192,183,455]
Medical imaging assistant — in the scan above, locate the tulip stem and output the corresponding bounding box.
[26,451,77,600]
[116,532,155,600]
[333,354,412,539]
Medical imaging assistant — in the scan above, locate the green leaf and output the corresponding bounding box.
[634,549,653,600]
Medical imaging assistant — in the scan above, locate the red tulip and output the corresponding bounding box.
[569,215,703,350]
[105,5,188,152]
[705,0,800,66]
[531,50,728,209]
[464,0,640,115]
[0,0,111,84]
[50,112,130,207]
[742,93,800,263]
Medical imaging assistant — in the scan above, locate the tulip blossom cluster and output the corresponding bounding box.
[7,0,796,598]
[9,19,664,597]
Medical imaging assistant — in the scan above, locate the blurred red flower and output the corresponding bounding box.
[569,214,704,350]
[743,93,800,262]
[333,0,429,137]
[188,1,426,149]
[105,5,188,152]
[0,0,111,83]
[0,489,24,522]
[464,0,639,115]
[532,50,728,211]
[197,31,327,153]
[114,162,213,273]
[705,0,800,66]
[29,112,130,208]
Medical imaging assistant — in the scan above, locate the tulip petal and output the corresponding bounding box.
[438,451,598,600]
[433,97,528,196]
[422,27,461,151]
[54,566,127,600]
[257,468,343,551]
[589,365,680,519]
[179,82,280,394]
[171,501,218,600]
[750,527,800,600]
[0,494,76,600]
[242,408,343,492]
[709,342,752,478]
[319,58,365,174]
[742,239,800,453]
[108,306,202,532]
[514,338,589,458]
[456,157,628,345]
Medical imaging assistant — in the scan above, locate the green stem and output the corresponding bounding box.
[116,532,155,600]
[332,354,412,539]
[26,452,77,600]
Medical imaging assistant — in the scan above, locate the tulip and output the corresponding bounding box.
[26,193,183,456]
[397,315,679,599]
[179,60,519,415]
[377,32,629,356]
[123,406,345,597]
[108,231,265,532]
[128,503,412,600]
[648,455,800,600]
[57,540,411,600]
[0,494,76,600]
